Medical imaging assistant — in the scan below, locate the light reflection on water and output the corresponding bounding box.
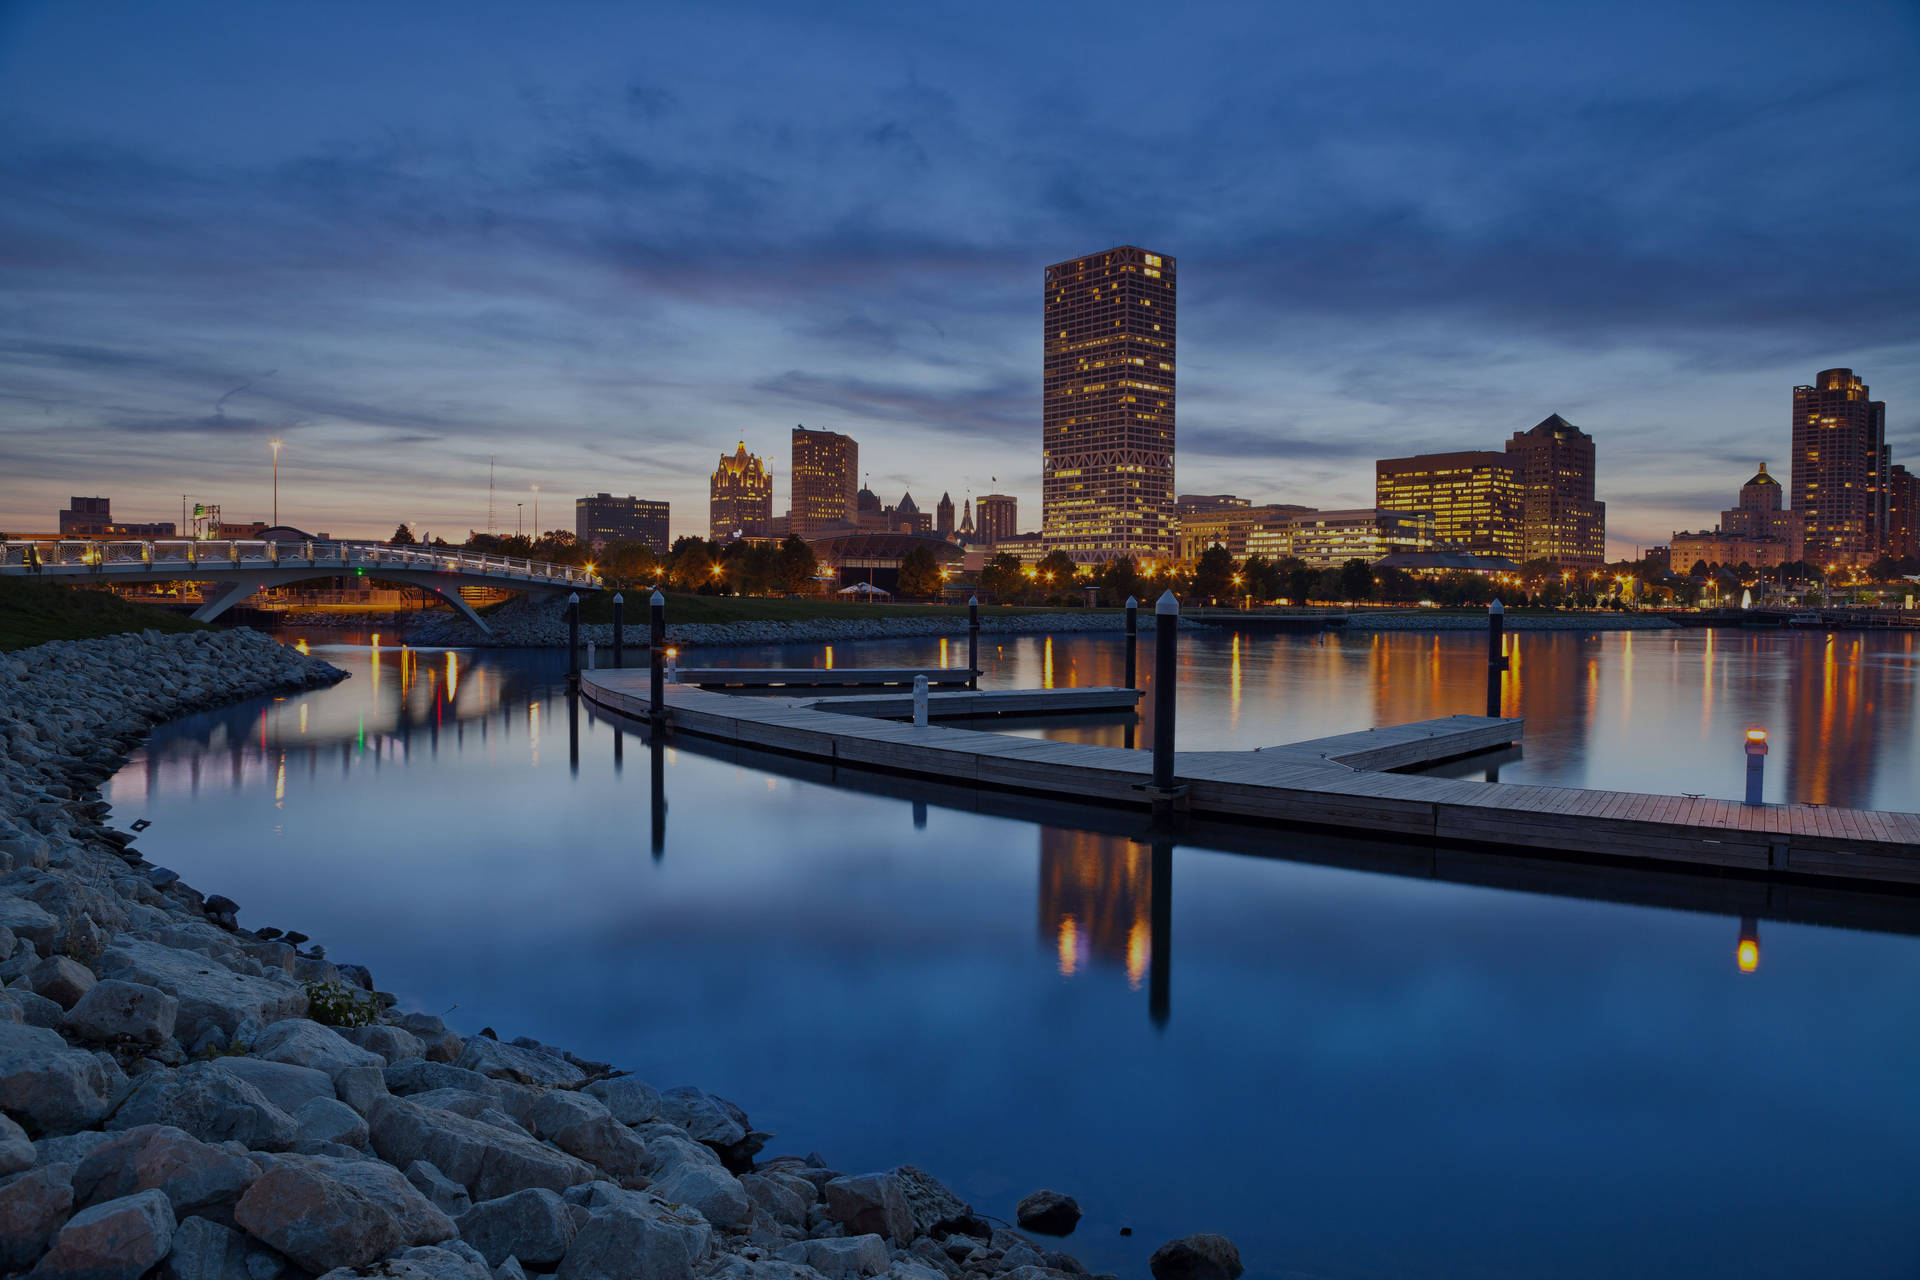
[106,629,1920,1280]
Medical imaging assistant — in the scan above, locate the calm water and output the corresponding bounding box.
[108,628,1920,1279]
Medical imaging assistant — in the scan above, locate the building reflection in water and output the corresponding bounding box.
[1036,826,1174,1025]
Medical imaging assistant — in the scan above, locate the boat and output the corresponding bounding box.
[1785,613,1825,629]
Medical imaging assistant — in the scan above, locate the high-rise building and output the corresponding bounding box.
[936,492,955,539]
[1043,245,1176,563]
[576,494,668,554]
[1887,464,1918,561]
[1792,368,1888,567]
[709,443,773,542]
[1504,414,1606,568]
[789,425,858,537]
[1375,452,1523,557]
[1669,463,1804,571]
[57,497,175,539]
[977,494,1018,546]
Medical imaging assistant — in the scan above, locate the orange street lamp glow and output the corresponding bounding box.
[1737,938,1759,972]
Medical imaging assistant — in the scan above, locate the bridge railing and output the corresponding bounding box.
[0,540,598,587]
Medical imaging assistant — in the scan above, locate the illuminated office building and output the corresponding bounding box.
[1043,245,1176,563]
[709,443,773,542]
[977,494,1018,546]
[576,494,668,554]
[1504,414,1606,568]
[1375,451,1522,558]
[1792,369,1887,567]
[1887,464,1918,561]
[789,425,858,537]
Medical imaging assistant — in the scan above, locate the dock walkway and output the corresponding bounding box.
[580,670,1920,884]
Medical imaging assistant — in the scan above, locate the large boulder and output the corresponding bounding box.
[0,1114,34,1175]
[62,979,178,1047]
[367,1096,595,1202]
[25,956,97,1011]
[454,1188,576,1267]
[206,1058,335,1115]
[233,1152,454,1274]
[656,1086,747,1147]
[252,1020,387,1114]
[383,1059,499,1100]
[555,1204,708,1280]
[825,1173,914,1244]
[740,1171,814,1229]
[0,1162,75,1271]
[778,1234,890,1280]
[1148,1233,1244,1280]
[0,899,59,952]
[644,1132,751,1229]
[403,1161,470,1218]
[30,1187,174,1280]
[893,1166,987,1240]
[157,1215,278,1280]
[107,1063,298,1151]
[455,1038,583,1088]
[0,1021,113,1134]
[527,1091,650,1181]
[583,1076,662,1125]
[1014,1189,1081,1236]
[98,940,304,1044]
[72,1124,259,1216]
[294,1097,369,1149]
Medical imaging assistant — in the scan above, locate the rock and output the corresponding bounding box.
[0,1113,34,1175]
[527,1091,649,1181]
[392,1015,462,1064]
[98,939,305,1044]
[318,1243,493,1280]
[455,1188,576,1267]
[555,1203,710,1280]
[403,1161,470,1217]
[741,1171,815,1229]
[657,1085,747,1148]
[825,1174,914,1244]
[892,1167,986,1240]
[207,1059,336,1115]
[1015,1190,1081,1236]
[1148,1234,1243,1280]
[31,1186,174,1280]
[582,1075,662,1125]
[157,1214,254,1280]
[31,1131,116,1168]
[455,1038,583,1088]
[0,1021,113,1134]
[72,1124,259,1215]
[108,1063,298,1151]
[25,955,97,1010]
[252,1020,387,1114]
[0,1162,74,1270]
[367,1096,595,1202]
[383,1058,499,1099]
[233,1153,454,1274]
[12,990,66,1030]
[294,1097,369,1149]
[0,899,58,952]
[645,1131,751,1228]
[62,979,178,1046]
[780,1234,891,1280]
[340,1024,424,1064]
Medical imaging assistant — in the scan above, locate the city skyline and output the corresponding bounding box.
[1,2,1916,554]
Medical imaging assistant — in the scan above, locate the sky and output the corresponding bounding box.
[1,0,1916,556]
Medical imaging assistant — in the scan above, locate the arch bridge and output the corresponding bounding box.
[0,540,599,634]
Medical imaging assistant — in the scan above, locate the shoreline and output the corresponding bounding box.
[0,629,1136,1280]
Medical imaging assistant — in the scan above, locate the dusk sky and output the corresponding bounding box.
[2,0,1915,555]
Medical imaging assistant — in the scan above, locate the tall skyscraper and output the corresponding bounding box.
[936,492,955,539]
[1504,414,1606,568]
[977,494,1018,545]
[1887,464,1918,561]
[1375,452,1523,558]
[789,425,858,537]
[1042,245,1176,563]
[576,494,669,554]
[1792,368,1888,567]
[709,442,773,542]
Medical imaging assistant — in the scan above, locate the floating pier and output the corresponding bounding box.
[670,666,978,689]
[581,669,1920,885]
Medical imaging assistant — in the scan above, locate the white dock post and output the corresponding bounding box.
[913,674,929,727]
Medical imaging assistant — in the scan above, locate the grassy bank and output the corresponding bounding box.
[577,592,1097,625]
[0,580,210,651]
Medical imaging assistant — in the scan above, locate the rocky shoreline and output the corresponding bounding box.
[1343,611,1676,632]
[0,629,1239,1280]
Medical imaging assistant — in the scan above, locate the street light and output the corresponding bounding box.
[531,484,539,537]
[516,502,524,536]
[270,440,282,527]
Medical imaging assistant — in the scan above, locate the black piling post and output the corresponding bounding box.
[1485,598,1507,719]
[1125,594,1139,690]
[967,595,980,690]
[1149,833,1172,1028]
[1152,590,1178,793]
[567,592,580,683]
[649,734,666,860]
[649,588,667,725]
[611,593,625,669]
[567,689,579,777]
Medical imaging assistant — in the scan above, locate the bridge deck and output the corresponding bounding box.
[579,670,1920,884]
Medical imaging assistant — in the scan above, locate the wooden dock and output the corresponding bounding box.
[580,670,1920,884]
[671,666,977,689]
[806,687,1142,719]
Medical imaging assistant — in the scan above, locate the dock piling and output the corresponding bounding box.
[649,589,666,724]
[611,593,624,668]
[1125,595,1138,690]
[586,641,595,672]
[1152,590,1179,793]
[567,593,580,683]
[912,675,929,727]
[967,596,980,690]
[1745,729,1767,805]
[1485,599,1508,718]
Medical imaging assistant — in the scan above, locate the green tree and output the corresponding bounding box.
[1192,545,1235,601]
[980,553,1026,601]
[777,534,818,595]
[1240,553,1281,602]
[1286,563,1318,605]
[897,546,944,600]
[1096,555,1142,607]
[1868,555,1902,581]
[1034,550,1078,594]
[597,540,659,589]
[1338,558,1374,601]
[390,524,417,546]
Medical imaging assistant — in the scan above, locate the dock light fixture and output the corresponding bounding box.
[1744,729,1768,806]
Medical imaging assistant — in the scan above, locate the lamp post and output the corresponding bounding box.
[531,484,539,539]
[270,440,282,527]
